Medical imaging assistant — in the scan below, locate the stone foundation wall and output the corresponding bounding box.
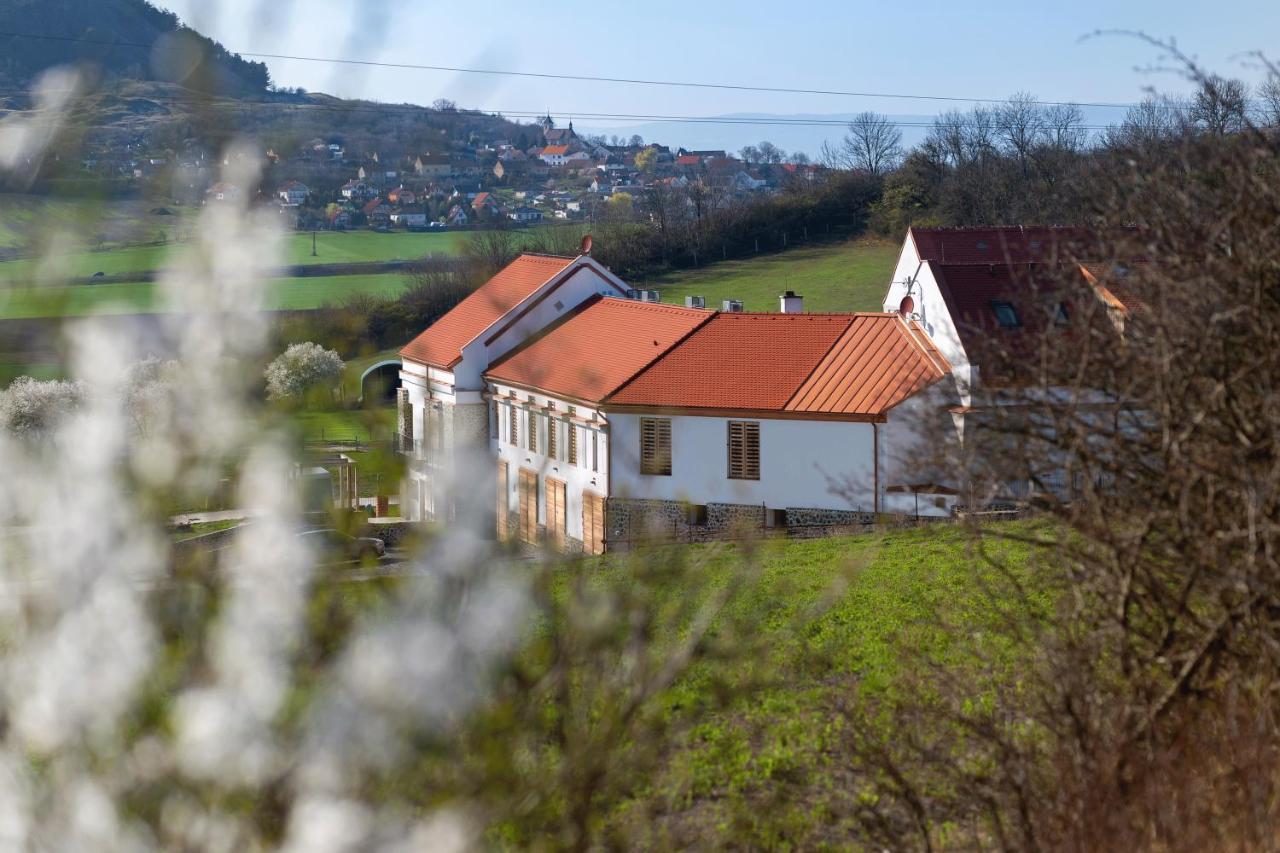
[606,498,690,542]
[784,507,877,528]
[707,502,764,531]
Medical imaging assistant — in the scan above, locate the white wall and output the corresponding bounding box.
[607,413,881,514]
[881,236,974,405]
[491,383,610,541]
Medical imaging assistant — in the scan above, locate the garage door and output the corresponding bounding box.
[583,492,606,556]
[546,477,567,550]
[496,461,509,541]
[518,468,538,545]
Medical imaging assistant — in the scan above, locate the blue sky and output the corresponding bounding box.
[157,0,1280,152]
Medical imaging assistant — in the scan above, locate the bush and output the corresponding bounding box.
[264,342,345,404]
[0,376,84,437]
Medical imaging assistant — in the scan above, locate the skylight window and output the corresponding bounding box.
[991,301,1021,328]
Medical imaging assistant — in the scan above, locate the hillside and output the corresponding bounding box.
[0,0,270,96]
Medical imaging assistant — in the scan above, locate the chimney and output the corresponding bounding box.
[779,290,804,314]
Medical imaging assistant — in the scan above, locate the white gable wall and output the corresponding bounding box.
[452,262,627,391]
[607,414,881,514]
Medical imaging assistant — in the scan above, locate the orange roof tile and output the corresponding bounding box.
[607,314,853,411]
[786,315,951,416]
[485,297,711,401]
[400,254,578,369]
[606,312,950,417]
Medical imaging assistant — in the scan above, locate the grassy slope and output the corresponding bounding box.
[0,273,412,319]
[586,524,1050,842]
[0,230,469,282]
[649,238,898,313]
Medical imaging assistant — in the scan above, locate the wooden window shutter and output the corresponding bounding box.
[640,418,672,476]
[728,421,760,480]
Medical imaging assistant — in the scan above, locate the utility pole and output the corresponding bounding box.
[312,230,318,257]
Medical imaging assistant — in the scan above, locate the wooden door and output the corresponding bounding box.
[583,492,606,556]
[518,468,538,545]
[546,478,567,549]
[496,461,509,541]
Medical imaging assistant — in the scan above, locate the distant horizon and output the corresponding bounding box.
[153,0,1280,156]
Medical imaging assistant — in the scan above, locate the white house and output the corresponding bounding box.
[880,226,1142,411]
[484,299,956,552]
[397,252,633,525]
[398,249,960,552]
[277,181,310,206]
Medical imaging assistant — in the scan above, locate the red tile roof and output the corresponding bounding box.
[606,313,946,416]
[787,315,951,415]
[542,144,570,156]
[610,314,852,411]
[400,254,578,369]
[675,154,702,166]
[485,297,711,401]
[909,226,1137,266]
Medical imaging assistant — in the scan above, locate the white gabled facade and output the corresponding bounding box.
[399,255,629,523]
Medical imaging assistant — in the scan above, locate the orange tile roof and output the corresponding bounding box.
[542,144,570,156]
[786,315,951,416]
[607,312,950,417]
[607,314,853,411]
[485,297,711,401]
[400,254,578,369]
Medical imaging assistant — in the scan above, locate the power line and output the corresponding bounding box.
[0,28,1153,111]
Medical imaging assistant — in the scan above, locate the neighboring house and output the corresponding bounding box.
[390,207,428,227]
[363,197,392,225]
[589,176,612,193]
[879,226,1143,410]
[539,144,572,166]
[277,181,310,206]
[471,192,500,216]
[387,186,417,206]
[206,182,241,203]
[415,153,453,178]
[397,252,633,524]
[509,206,544,223]
[397,250,959,550]
[444,204,470,226]
[341,180,370,200]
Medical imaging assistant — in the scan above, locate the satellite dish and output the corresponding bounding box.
[899,295,915,316]
[580,234,594,255]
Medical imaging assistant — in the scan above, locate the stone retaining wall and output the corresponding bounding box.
[784,507,877,528]
[707,502,764,531]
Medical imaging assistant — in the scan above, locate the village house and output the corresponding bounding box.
[414,153,453,178]
[340,179,370,200]
[362,197,392,226]
[387,186,417,206]
[398,247,960,550]
[277,181,310,206]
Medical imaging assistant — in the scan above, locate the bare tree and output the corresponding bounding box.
[1189,74,1249,134]
[1257,73,1280,127]
[834,111,904,176]
[756,140,786,164]
[1044,102,1088,152]
[995,91,1046,167]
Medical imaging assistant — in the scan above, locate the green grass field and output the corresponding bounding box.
[0,230,469,283]
[650,238,899,313]
[550,523,1050,844]
[0,273,412,319]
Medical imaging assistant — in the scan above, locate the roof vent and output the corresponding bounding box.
[685,295,706,309]
[779,291,804,314]
[722,299,744,313]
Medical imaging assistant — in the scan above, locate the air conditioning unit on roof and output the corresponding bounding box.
[686,295,706,309]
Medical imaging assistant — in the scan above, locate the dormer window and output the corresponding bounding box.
[991,301,1021,329]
